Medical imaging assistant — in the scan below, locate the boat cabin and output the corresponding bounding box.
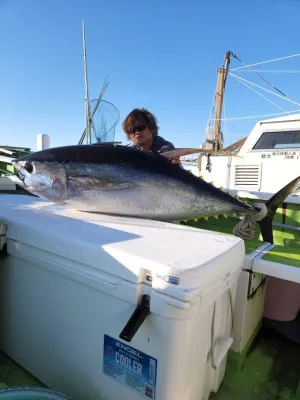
[195,114,300,194]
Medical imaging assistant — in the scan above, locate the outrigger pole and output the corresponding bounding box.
[82,20,91,144]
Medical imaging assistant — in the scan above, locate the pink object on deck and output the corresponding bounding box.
[263,276,300,322]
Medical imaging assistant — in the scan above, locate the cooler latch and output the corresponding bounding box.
[119,294,150,343]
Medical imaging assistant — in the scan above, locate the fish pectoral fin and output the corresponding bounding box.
[68,176,131,191]
[160,148,205,160]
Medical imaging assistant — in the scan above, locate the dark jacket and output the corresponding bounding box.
[132,135,175,154]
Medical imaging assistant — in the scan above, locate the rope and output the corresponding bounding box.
[231,52,300,71]
[233,203,267,241]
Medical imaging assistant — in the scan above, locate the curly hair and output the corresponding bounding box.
[122,108,159,140]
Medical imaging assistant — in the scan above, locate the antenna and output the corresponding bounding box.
[82,20,91,144]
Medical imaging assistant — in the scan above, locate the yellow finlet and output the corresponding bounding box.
[204,216,209,221]
[193,218,198,222]
[235,196,240,200]
[214,215,219,220]
[218,186,223,191]
[209,181,214,186]
[233,213,237,217]
[227,191,232,196]
[223,214,228,219]
[199,175,203,179]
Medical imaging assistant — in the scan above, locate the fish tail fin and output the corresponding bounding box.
[233,176,300,243]
[258,175,300,243]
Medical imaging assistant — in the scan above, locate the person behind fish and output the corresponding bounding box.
[122,108,181,165]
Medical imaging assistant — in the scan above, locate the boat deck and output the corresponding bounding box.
[212,324,300,400]
[0,352,43,388]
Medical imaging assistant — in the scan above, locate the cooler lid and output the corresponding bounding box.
[0,195,245,297]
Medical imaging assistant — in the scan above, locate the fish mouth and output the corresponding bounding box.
[8,160,26,186]
[11,160,24,179]
[18,170,25,183]
[6,173,26,187]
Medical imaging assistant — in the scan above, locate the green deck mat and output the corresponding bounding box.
[180,209,300,250]
[245,240,266,255]
[262,245,300,268]
[0,353,44,388]
[211,328,300,400]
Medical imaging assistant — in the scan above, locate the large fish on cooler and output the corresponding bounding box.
[8,144,300,243]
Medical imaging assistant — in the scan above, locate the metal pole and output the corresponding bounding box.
[78,75,111,145]
[82,20,91,144]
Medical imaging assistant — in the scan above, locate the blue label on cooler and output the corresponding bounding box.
[156,274,180,285]
[103,334,157,399]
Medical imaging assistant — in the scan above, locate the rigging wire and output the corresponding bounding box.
[210,109,300,121]
[231,73,292,114]
[205,82,217,133]
[205,51,300,142]
[231,52,291,100]
[228,72,300,107]
[231,70,300,73]
[230,52,300,71]
[223,95,227,139]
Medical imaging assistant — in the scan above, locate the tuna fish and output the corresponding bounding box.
[8,144,300,243]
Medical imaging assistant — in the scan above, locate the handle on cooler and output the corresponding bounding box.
[211,288,234,369]
[119,294,150,343]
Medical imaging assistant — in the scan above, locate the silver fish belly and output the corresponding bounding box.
[63,162,246,220]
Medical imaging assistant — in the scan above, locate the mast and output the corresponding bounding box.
[203,51,231,151]
[213,51,231,151]
[82,20,91,144]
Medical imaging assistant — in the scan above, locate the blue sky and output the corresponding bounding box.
[1,0,300,151]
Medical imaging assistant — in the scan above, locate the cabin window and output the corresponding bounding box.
[252,131,300,149]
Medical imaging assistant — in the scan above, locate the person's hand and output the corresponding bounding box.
[171,156,182,167]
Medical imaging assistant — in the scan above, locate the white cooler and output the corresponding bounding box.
[0,195,245,400]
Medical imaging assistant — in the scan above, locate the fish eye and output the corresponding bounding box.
[24,162,34,174]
